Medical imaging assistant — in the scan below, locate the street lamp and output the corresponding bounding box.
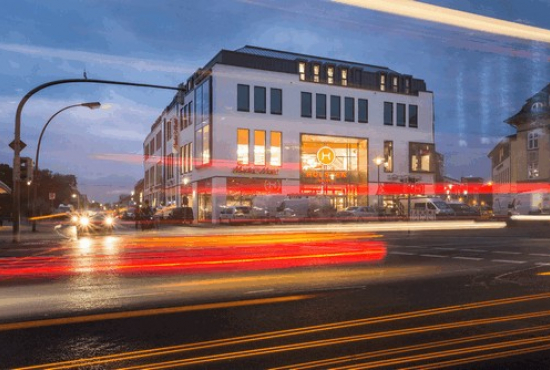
[72,193,80,212]
[374,157,385,212]
[32,102,101,231]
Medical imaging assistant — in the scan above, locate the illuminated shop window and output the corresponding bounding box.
[254,130,266,165]
[270,131,282,166]
[237,129,249,165]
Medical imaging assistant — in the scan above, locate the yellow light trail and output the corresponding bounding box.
[109,309,550,369]
[333,0,550,44]
[17,293,550,370]
[274,324,550,369]
[0,295,312,333]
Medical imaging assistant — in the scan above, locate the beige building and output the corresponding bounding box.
[489,83,550,214]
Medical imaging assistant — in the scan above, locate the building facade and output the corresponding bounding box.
[143,46,436,222]
[489,83,550,213]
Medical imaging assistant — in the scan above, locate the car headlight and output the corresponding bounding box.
[71,215,79,223]
[104,217,114,226]
[80,216,90,226]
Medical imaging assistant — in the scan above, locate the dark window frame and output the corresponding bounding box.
[254,86,267,113]
[409,104,418,128]
[344,97,355,122]
[316,93,326,119]
[396,103,406,127]
[237,84,250,112]
[358,99,368,123]
[301,92,312,118]
[330,95,341,121]
[384,102,393,126]
[270,88,283,115]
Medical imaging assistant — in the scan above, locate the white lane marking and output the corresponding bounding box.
[460,249,488,253]
[530,253,550,257]
[492,251,522,255]
[453,256,484,261]
[491,259,526,264]
[404,246,425,249]
[389,251,416,256]
[535,262,550,266]
[433,247,456,251]
[420,254,447,258]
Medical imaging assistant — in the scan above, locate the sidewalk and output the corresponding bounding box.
[0,222,64,245]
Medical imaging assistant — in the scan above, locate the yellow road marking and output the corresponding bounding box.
[17,293,550,370]
[0,295,312,333]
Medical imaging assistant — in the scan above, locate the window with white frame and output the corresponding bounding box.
[528,131,539,150]
[380,74,386,91]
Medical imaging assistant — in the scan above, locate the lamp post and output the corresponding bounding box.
[32,102,101,231]
[374,157,384,212]
[72,193,80,212]
[12,78,184,242]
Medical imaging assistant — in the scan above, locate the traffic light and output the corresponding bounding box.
[20,157,33,183]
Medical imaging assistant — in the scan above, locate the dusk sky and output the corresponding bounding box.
[1,0,549,202]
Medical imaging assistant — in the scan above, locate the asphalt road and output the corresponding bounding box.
[0,221,549,369]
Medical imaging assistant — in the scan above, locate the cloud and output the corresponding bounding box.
[0,42,195,74]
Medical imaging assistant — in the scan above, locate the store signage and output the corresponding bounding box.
[304,171,347,179]
[317,146,335,166]
[232,165,279,175]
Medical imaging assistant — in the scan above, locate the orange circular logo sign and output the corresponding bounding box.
[317,146,335,166]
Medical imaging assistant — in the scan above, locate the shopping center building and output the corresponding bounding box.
[143,46,436,222]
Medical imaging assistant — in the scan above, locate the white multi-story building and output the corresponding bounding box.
[143,46,436,222]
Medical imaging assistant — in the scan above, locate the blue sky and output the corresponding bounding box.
[1,0,549,202]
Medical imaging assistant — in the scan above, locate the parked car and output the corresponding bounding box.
[447,202,479,218]
[74,212,115,237]
[168,206,194,224]
[336,206,378,222]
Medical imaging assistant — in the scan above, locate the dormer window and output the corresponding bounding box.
[392,76,398,92]
[531,102,544,112]
[299,62,306,81]
[341,68,348,86]
[313,64,320,83]
[380,74,386,91]
[327,66,334,84]
[405,78,410,94]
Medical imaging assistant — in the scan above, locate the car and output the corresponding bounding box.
[335,206,378,222]
[168,206,194,225]
[447,202,479,218]
[73,212,115,237]
[219,205,272,224]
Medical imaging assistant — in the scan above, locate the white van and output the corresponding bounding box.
[398,197,455,217]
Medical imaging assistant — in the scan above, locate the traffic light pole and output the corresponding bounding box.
[12,78,184,242]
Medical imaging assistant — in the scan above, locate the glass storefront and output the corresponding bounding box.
[300,134,369,209]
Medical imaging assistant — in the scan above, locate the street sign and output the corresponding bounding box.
[49,192,56,200]
[9,140,27,151]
